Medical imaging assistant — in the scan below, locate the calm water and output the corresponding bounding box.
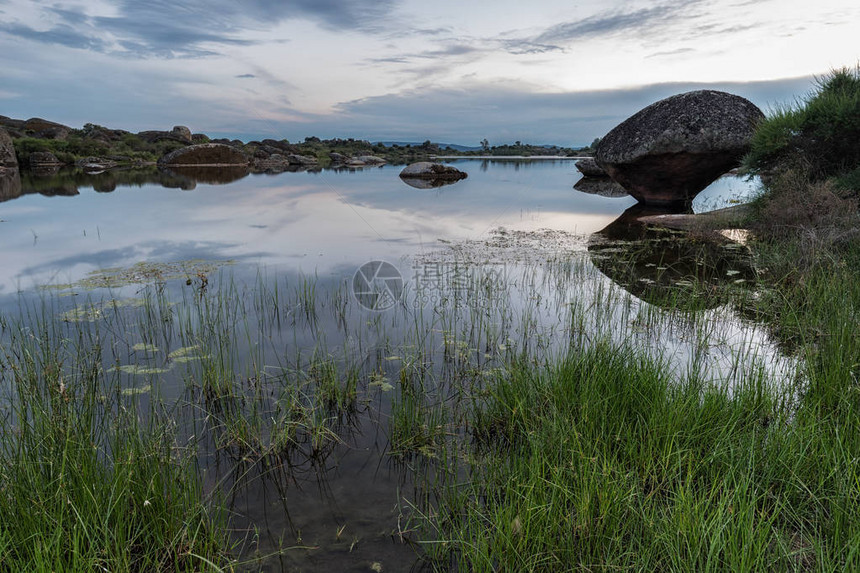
[0,160,762,298]
[1,160,788,570]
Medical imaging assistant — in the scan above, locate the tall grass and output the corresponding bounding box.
[744,66,860,182]
[421,299,860,570]
[0,305,227,571]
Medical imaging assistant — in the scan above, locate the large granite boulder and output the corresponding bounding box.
[23,117,70,137]
[399,161,467,181]
[0,128,17,168]
[158,143,249,166]
[596,90,764,206]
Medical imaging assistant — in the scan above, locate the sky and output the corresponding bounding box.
[0,0,858,146]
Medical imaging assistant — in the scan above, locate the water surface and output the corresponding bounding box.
[0,160,785,570]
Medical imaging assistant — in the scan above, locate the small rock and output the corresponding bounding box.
[355,155,386,165]
[75,156,118,172]
[399,161,467,180]
[575,157,607,177]
[287,153,319,165]
[28,151,62,166]
[573,177,629,198]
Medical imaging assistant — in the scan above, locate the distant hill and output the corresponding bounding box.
[376,141,483,152]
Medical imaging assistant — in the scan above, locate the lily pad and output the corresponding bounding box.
[121,385,152,396]
[113,364,171,375]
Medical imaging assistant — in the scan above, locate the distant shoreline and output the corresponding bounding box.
[434,155,589,160]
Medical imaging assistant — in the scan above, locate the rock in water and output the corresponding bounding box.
[399,162,467,181]
[28,151,62,166]
[286,154,319,166]
[596,90,763,206]
[575,157,607,177]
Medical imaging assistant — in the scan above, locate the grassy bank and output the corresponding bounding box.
[419,259,860,570]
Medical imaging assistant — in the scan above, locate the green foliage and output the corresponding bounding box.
[745,66,860,179]
[13,136,108,165]
[835,166,860,195]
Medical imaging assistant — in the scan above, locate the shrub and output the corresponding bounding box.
[749,168,860,267]
[744,66,860,179]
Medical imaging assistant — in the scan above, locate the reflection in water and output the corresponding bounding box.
[573,176,630,198]
[588,204,756,310]
[0,169,22,201]
[400,176,464,190]
[161,165,250,185]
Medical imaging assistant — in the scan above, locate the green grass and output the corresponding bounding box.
[0,308,227,571]
[422,286,860,570]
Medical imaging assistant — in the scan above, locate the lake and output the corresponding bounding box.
[0,159,794,570]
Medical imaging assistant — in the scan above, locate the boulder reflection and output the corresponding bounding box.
[588,204,756,310]
[573,177,630,198]
[400,176,464,190]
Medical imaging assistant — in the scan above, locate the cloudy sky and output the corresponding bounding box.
[0,0,857,146]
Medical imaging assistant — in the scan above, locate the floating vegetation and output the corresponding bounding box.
[121,384,152,396]
[60,297,146,322]
[113,364,171,376]
[43,259,234,292]
[168,345,205,363]
[132,343,159,353]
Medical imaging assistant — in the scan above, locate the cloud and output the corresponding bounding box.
[647,47,696,58]
[533,2,701,44]
[275,75,817,146]
[1,0,398,58]
[0,22,110,51]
